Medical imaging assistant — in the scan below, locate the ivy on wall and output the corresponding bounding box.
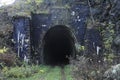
[102,22,115,52]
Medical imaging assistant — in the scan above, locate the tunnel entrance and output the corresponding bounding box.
[42,25,76,65]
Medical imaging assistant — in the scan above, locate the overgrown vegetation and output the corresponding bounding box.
[0,65,73,80]
[2,65,45,78]
[70,55,118,80]
[0,0,120,80]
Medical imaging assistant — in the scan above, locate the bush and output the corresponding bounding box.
[0,53,17,67]
[2,65,40,78]
[70,56,110,80]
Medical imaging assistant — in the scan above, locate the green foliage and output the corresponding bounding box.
[65,65,74,80]
[26,0,43,5]
[0,47,9,54]
[25,0,43,12]
[2,65,40,78]
[104,53,116,63]
[44,66,61,80]
[0,0,44,16]
[101,22,115,53]
[79,46,85,51]
[70,56,111,80]
[1,65,73,80]
[75,43,85,53]
[65,4,70,9]
[99,22,116,63]
[36,10,49,14]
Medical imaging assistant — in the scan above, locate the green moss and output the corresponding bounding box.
[36,10,49,14]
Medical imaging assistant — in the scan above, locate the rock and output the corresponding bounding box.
[103,64,120,80]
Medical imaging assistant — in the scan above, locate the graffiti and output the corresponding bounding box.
[13,17,30,61]
[17,31,25,58]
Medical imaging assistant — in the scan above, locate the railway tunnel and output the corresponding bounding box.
[13,2,89,65]
[42,25,76,65]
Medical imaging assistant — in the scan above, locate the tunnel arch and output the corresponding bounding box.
[41,25,77,65]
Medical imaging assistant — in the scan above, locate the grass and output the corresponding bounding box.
[44,66,61,80]
[1,65,73,80]
[64,65,74,80]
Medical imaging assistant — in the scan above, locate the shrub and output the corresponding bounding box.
[2,65,40,78]
[70,56,110,80]
[0,53,17,67]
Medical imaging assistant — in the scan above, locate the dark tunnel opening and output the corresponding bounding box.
[42,25,76,65]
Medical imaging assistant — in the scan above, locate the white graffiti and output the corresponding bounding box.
[17,31,25,57]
